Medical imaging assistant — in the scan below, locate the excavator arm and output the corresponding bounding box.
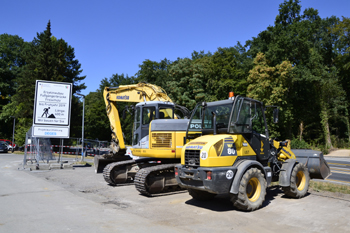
[103,82,174,154]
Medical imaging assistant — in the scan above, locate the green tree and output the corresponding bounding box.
[207,47,248,101]
[0,21,86,145]
[0,34,26,139]
[84,74,135,144]
[135,58,171,88]
[84,91,110,141]
[247,53,294,138]
[245,0,349,148]
[167,58,207,110]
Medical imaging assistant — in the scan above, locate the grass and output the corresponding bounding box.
[309,180,350,195]
[12,151,25,155]
[269,180,350,195]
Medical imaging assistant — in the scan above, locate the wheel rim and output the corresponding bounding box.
[246,177,261,202]
[296,170,306,191]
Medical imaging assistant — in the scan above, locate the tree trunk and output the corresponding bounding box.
[346,117,350,142]
[320,106,333,149]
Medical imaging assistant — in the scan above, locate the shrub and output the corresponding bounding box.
[290,138,311,149]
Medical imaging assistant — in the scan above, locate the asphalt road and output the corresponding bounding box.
[1,153,350,233]
[324,157,350,185]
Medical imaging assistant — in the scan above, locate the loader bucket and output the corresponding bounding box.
[292,149,331,180]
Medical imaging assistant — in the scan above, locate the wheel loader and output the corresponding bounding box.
[94,82,191,196]
[175,93,331,211]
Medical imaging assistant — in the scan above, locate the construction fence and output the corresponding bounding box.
[23,126,111,165]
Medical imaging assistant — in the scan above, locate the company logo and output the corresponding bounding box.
[282,148,292,157]
[116,95,130,100]
[186,145,203,150]
[190,123,201,129]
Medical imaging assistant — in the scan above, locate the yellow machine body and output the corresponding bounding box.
[131,130,187,159]
[181,134,296,167]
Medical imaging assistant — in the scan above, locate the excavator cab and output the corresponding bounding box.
[132,101,175,148]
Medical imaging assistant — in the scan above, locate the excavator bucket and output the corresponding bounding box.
[94,152,132,173]
[292,149,331,179]
[94,155,114,173]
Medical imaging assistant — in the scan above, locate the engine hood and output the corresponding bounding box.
[182,134,256,167]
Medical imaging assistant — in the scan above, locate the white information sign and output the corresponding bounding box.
[33,126,70,138]
[33,80,72,138]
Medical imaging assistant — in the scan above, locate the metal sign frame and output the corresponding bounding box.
[32,80,72,138]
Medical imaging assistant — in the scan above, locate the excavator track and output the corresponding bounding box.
[134,163,184,196]
[103,160,137,185]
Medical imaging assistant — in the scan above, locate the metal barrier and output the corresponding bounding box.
[23,126,111,169]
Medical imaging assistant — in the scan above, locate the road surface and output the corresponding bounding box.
[1,153,350,233]
[325,156,350,185]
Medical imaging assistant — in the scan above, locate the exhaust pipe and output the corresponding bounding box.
[212,112,217,135]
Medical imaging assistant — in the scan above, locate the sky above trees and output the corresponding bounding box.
[2,0,349,95]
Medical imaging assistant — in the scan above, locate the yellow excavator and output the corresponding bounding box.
[94,82,191,196]
[175,93,331,211]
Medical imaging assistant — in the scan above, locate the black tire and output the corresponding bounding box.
[282,163,310,198]
[232,167,267,211]
[188,188,216,201]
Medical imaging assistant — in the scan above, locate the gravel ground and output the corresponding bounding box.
[2,153,350,232]
[26,162,350,233]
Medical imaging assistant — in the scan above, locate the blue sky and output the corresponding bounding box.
[2,0,349,96]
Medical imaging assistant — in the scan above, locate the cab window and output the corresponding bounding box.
[142,107,155,125]
[203,104,232,129]
[229,98,251,133]
[134,107,140,130]
[159,108,173,119]
[251,102,266,135]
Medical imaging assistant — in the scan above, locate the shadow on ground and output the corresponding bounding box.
[184,185,284,212]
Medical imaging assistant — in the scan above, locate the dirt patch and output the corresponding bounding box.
[326,149,350,157]
[309,188,350,201]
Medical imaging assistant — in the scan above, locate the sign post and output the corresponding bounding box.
[32,80,72,138]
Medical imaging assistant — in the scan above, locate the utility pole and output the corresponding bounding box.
[76,94,85,161]
[10,116,15,151]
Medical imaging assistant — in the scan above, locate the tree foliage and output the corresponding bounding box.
[0,34,25,138]
[247,52,294,138]
[84,74,135,144]
[2,1,350,151]
[0,21,86,145]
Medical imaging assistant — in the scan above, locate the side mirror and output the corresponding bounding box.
[273,108,279,124]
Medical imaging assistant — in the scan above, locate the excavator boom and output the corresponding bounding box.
[105,83,172,103]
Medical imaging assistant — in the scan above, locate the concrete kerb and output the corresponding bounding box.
[22,161,75,171]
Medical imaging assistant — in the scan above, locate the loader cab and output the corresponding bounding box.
[132,101,175,147]
[185,99,234,142]
[229,96,270,162]
[185,96,272,162]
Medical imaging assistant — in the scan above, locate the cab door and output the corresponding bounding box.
[250,101,270,161]
[229,97,270,161]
